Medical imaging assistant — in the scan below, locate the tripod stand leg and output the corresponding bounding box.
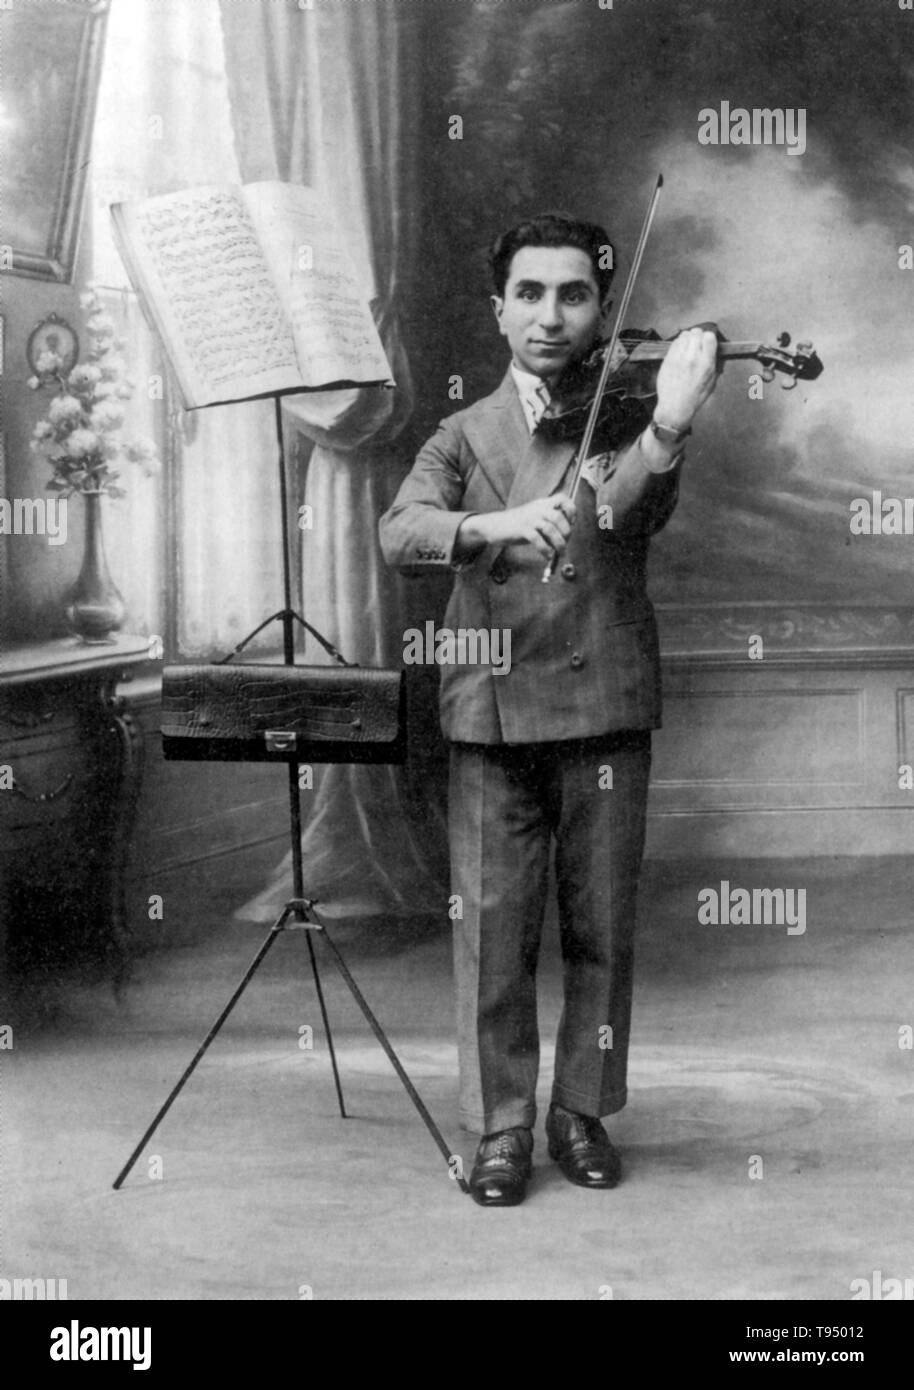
[285,761,347,1118]
[112,911,290,1190]
[304,928,347,1118]
[316,923,472,1195]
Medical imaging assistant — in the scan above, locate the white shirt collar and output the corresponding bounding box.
[510,362,550,397]
[510,363,551,432]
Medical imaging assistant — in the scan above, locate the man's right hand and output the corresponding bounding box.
[459,493,576,562]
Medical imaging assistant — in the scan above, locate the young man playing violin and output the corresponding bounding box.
[379,213,719,1206]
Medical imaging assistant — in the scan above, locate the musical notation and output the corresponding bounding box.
[113,181,393,406]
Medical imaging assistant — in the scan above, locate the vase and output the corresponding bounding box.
[63,490,126,643]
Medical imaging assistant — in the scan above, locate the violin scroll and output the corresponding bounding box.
[757,335,823,385]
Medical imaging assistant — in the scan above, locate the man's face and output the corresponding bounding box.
[491,245,607,384]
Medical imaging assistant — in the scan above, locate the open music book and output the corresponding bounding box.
[110,182,394,410]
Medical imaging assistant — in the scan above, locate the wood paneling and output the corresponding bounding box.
[648,659,914,855]
[122,631,914,934]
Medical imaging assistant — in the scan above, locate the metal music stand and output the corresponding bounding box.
[113,392,469,1195]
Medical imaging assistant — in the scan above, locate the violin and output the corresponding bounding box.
[538,174,825,583]
[537,325,824,452]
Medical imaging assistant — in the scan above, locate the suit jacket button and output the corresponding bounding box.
[570,651,584,668]
[560,562,577,580]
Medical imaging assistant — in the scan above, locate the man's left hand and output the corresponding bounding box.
[653,325,721,431]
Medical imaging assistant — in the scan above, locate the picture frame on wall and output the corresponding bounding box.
[0,0,111,283]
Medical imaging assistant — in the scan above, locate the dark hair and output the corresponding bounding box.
[489,212,614,300]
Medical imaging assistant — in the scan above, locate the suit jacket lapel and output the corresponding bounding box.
[506,427,577,508]
[463,370,577,509]
[461,371,528,507]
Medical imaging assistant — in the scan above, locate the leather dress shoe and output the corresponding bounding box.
[546,1103,622,1188]
[469,1126,533,1207]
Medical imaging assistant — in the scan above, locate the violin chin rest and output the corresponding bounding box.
[537,395,654,451]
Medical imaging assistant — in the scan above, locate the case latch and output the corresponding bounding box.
[264,729,298,753]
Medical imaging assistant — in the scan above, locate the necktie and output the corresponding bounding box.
[531,382,550,429]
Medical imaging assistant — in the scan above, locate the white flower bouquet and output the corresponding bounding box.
[29,287,160,499]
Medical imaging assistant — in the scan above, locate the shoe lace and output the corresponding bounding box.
[490,1133,514,1160]
[578,1115,606,1144]
[552,1107,610,1150]
[483,1129,528,1165]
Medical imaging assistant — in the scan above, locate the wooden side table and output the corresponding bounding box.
[0,636,150,996]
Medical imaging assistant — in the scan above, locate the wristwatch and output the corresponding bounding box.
[649,416,692,447]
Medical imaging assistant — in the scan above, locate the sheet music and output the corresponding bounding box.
[243,182,392,386]
[124,186,302,405]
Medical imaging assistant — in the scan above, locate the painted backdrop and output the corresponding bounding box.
[406,0,914,631]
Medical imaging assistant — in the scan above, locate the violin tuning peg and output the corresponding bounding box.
[780,374,798,391]
[777,331,791,348]
[796,341,812,354]
[760,366,776,384]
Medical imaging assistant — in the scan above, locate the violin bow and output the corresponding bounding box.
[543,172,664,583]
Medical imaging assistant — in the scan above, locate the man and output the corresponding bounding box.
[379,213,718,1205]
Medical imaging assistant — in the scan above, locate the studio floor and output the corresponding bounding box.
[4,856,913,1301]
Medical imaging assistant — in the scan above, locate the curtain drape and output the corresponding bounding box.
[90,0,283,655]
[220,0,448,921]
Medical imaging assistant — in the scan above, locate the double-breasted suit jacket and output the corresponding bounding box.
[379,370,681,744]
